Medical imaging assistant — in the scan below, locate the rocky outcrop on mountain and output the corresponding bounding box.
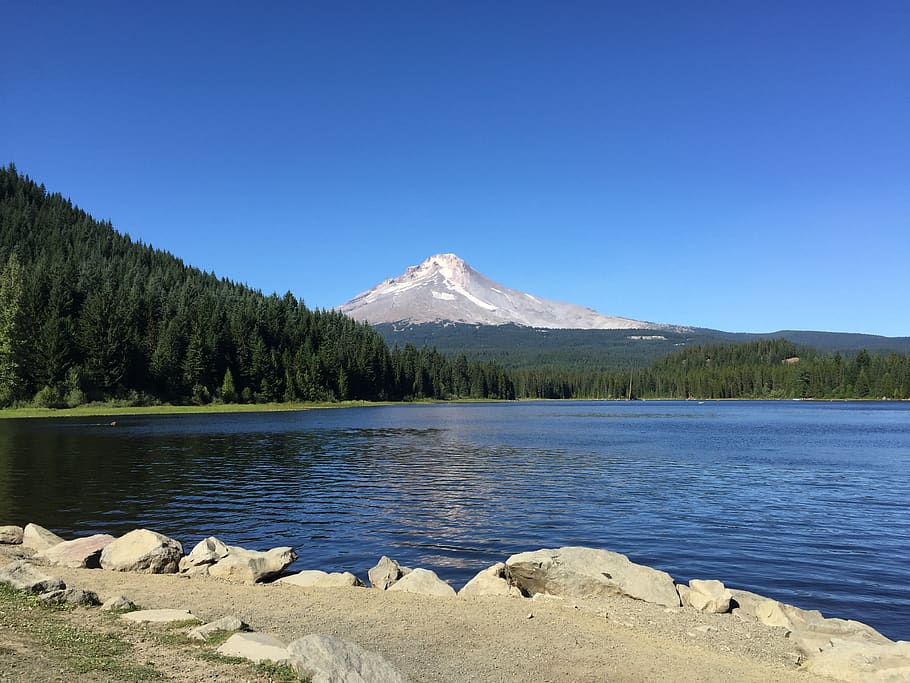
[339,253,676,330]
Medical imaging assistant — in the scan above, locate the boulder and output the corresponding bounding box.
[100,529,183,574]
[179,536,230,572]
[21,523,65,551]
[368,556,405,590]
[207,545,297,584]
[37,588,101,606]
[387,568,455,598]
[277,570,365,588]
[217,632,291,664]
[802,639,910,682]
[728,588,891,655]
[685,579,732,613]
[0,525,24,544]
[39,534,115,569]
[288,633,411,683]
[121,609,199,624]
[101,595,137,612]
[506,547,680,607]
[0,560,65,593]
[188,616,249,641]
[458,563,523,598]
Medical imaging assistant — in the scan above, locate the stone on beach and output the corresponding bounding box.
[0,560,66,593]
[387,568,456,597]
[682,579,733,613]
[0,525,24,544]
[287,633,412,683]
[207,545,297,584]
[458,562,523,598]
[178,536,230,571]
[100,529,183,574]
[39,534,115,569]
[188,616,249,641]
[506,546,681,607]
[277,570,365,588]
[101,594,137,612]
[121,608,199,624]
[802,638,910,683]
[216,631,292,664]
[37,587,101,606]
[368,555,407,590]
[21,523,65,552]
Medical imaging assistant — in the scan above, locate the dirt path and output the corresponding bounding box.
[6,556,831,683]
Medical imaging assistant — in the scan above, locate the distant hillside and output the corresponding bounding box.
[375,322,910,371]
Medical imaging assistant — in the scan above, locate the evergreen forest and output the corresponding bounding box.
[1,163,907,408]
[0,164,514,407]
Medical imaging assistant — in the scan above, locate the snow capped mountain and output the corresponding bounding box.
[338,253,676,330]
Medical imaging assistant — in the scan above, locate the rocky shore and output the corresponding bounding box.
[1,523,908,682]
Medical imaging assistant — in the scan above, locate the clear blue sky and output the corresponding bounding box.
[3,2,908,336]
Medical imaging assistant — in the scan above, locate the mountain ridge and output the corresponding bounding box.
[339,253,685,331]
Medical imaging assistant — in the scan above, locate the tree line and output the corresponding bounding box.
[1,164,906,407]
[0,164,514,407]
[510,339,910,400]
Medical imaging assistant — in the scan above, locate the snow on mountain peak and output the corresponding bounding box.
[338,254,674,330]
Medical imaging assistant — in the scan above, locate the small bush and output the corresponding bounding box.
[34,385,65,409]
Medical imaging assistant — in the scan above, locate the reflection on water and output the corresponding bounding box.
[0,401,908,641]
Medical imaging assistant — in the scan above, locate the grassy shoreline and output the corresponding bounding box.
[1,396,902,420]
[0,400,397,420]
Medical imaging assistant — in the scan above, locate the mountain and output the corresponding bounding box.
[339,253,681,330]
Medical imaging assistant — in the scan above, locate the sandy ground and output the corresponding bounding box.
[0,545,836,683]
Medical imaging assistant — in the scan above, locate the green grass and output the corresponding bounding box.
[0,399,392,420]
[0,583,162,680]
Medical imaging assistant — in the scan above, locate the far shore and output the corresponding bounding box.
[0,396,904,420]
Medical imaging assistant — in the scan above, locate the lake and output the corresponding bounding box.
[0,400,907,640]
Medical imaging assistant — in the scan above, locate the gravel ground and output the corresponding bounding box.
[0,544,836,683]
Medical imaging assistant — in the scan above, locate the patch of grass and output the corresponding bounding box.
[0,400,392,420]
[196,651,305,682]
[0,583,162,680]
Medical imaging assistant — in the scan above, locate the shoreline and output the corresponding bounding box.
[2,528,907,682]
[1,396,904,420]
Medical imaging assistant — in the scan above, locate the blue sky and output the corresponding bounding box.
[3,2,908,336]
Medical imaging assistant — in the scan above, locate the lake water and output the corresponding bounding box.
[0,401,907,640]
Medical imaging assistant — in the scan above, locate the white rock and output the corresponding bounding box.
[687,579,733,613]
[458,563,522,598]
[179,536,230,571]
[0,560,66,593]
[506,547,680,607]
[100,529,183,574]
[21,523,65,551]
[387,568,455,598]
[207,545,297,584]
[39,534,115,568]
[368,556,405,590]
[121,609,199,624]
[277,570,365,588]
[101,595,136,612]
[288,634,412,683]
[0,525,24,544]
[188,616,248,641]
[802,639,910,682]
[217,632,291,664]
